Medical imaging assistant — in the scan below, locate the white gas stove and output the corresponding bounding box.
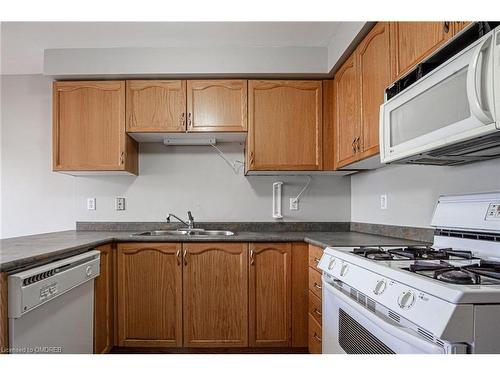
[319,192,500,354]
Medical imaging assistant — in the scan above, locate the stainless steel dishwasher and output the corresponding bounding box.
[8,250,100,354]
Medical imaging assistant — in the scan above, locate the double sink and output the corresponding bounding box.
[133,229,235,237]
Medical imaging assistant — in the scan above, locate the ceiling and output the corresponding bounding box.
[1,22,343,75]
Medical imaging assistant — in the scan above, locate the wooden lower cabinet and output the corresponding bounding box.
[94,244,115,353]
[308,245,324,354]
[183,243,248,347]
[117,243,183,347]
[291,243,309,347]
[249,243,291,347]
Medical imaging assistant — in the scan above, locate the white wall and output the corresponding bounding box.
[0,74,351,238]
[1,75,76,238]
[350,160,500,228]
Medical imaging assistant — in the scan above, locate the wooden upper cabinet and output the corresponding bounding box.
[53,81,137,174]
[126,80,186,132]
[334,54,360,168]
[117,243,182,347]
[249,243,291,347]
[390,22,453,79]
[183,243,248,347]
[453,21,472,35]
[187,80,247,132]
[357,22,393,160]
[247,80,323,171]
[94,244,114,354]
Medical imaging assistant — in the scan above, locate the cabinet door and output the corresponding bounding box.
[183,243,248,347]
[126,80,186,132]
[390,22,453,79]
[357,22,393,160]
[291,243,309,348]
[0,273,7,354]
[334,54,360,168]
[94,244,114,353]
[247,80,322,171]
[53,81,137,173]
[187,80,247,132]
[249,243,291,347]
[453,21,472,35]
[117,243,182,347]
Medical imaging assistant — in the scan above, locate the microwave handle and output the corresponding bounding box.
[466,34,493,124]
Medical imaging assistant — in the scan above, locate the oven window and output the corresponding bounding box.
[339,308,395,354]
[389,66,470,148]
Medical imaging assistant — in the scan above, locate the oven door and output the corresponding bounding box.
[380,28,497,164]
[322,279,445,354]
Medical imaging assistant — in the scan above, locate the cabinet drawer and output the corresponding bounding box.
[308,267,322,299]
[308,245,323,272]
[308,290,322,326]
[308,313,322,354]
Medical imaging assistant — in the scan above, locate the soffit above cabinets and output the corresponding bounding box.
[1,21,368,76]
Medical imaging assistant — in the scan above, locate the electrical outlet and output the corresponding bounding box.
[380,194,388,210]
[115,197,126,211]
[87,198,96,210]
[290,197,299,211]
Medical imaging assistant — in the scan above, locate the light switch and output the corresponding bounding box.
[115,197,126,211]
[87,198,96,210]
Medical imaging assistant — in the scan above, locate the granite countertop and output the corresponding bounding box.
[0,229,426,273]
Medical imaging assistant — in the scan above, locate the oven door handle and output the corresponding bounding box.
[323,280,444,354]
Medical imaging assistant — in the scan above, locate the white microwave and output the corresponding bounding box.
[380,25,500,165]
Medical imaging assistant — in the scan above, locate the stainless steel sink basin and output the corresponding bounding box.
[133,229,235,237]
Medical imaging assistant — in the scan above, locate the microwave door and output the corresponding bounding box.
[380,30,496,164]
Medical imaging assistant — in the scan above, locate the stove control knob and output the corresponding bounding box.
[373,280,387,295]
[398,291,415,310]
[328,257,336,270]
[340,262,349,276]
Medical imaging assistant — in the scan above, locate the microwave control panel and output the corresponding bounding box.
[485,202,500,221]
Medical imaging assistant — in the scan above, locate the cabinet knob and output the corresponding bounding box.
[176,249,181,266]
[183,249,188,266]
[180,112,185,127]
[250,249,255,265]
[187,112,192,127]
[443,22,450,33]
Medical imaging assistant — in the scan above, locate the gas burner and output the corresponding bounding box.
[388,246,475,260]
[352,247,394,260]
[435,269,481,285]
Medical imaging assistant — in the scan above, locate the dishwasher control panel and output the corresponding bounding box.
[8,251,100,318]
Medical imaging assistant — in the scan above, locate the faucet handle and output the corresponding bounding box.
[187,211,194,222]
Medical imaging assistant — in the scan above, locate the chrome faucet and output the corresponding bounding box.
[166,211,195,230]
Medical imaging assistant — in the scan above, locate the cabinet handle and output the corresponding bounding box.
[356,137,361,152]
[313,282,322,290]
[250,249,255,265]
[183,249,188,266]
[352,139,356,154]
[443,22,450,33]
[249,152,255,165]
[187,112,192,127]
[120,151,125,164]
[313,257,320,263]
[313,308,322,317]
[176,249,181,266]
[180,112,185,127]
[313,332,322,342]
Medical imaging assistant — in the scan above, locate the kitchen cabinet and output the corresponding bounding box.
[187,80,247,132]
[390,22,453,79]
[453,21,472,34]
[0,273,7,354]
[356,21,394,161]
[117,243,182,347]
[126,80,187,132]
[183,243,248,347]
[246,80,323,172]
[334,22,393,168]
[53,81,138,174]
[334,54,360,168]
[308,245,323,354]
[94,244,115,354]
[291,243,309,348]
[249,243,291,347]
